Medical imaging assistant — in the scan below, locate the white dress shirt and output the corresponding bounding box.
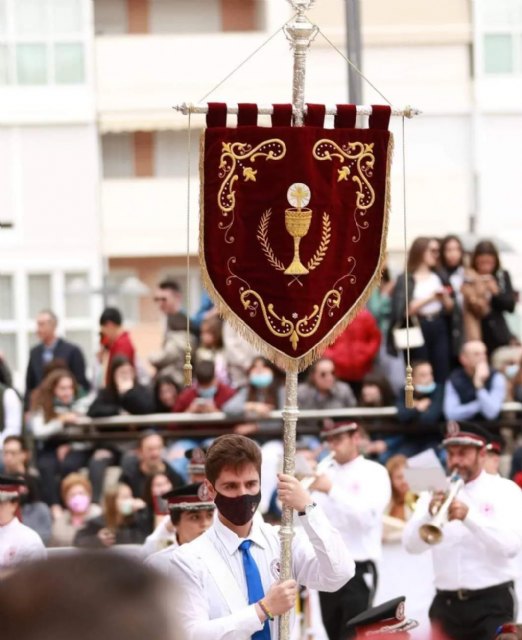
[403,471,522,590]
[312,455,391,562]
[147,504,354,640]
[0,517,47,570]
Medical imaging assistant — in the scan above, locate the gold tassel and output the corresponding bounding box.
[183,346,192,387]
[404,364,414,409]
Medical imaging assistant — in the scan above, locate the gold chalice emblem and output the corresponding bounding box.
[284,183,312,275]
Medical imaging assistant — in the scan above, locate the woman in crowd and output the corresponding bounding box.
[88,356,156,418]
[439,234,466,364]
[74,482,149,548]
[141,472,177,555]
[465,240,517,355]
[141,471,173,535]
[195,315,229,385]
[383,454,417,543]
[388,236,454,383]
[86,356,156,503]
[30,368,93,509]
[153,374,180,413]
[50,473,101,547]
[221,356,284,436]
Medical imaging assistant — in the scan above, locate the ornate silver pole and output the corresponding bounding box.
[279,4,317,639]
[284,1,319,126]
[278,362,299,639]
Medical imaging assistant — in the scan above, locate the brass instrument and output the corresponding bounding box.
[300,452,335,490]
[419,471,463,545]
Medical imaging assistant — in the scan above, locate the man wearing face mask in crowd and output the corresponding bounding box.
[147,434,354,640]
[222,356,285,437]
[394,361,444,457]
[173,360,236,414]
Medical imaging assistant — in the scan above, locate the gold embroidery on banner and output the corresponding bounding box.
[219,210,235,244]
[333,256,357,290]
[257,210,285,272]
[218,140,286,214]
[257,209,331,274]
[313,140,375,242]
[240,288,342,351]
[306,212,331,271]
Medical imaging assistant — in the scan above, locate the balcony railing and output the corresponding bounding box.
[47,402,522,443]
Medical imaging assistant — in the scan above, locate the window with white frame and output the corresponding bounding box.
[479,0,522,74]
[105,269,141,324]
[0,274,14,321]
[0,274,16,371]
[0,0,87,85]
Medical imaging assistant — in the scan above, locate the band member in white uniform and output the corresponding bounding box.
[403,420,522,640]
[143,482,215,557]
[310,419,391,640]
[0,474,46,576]
[147,434,354,640]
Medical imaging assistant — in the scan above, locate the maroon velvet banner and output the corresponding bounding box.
[200,104,393,369]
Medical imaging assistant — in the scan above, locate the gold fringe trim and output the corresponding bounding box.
[198,131,394,372]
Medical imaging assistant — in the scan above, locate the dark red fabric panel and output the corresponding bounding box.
[201,124,391,361]
[304,104,326,127]
[334,104,357,129]
[206,103,227,128]
[369,105,391,131]
[237,103,258,126]
[271,104,293,127]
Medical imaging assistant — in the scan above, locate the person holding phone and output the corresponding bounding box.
[173,360,236,414]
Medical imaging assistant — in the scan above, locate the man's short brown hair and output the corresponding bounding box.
[205,435,261,486]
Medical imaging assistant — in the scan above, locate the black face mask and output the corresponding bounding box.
[214,491,261,526]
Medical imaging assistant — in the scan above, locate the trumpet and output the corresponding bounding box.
[300,452,335,490]
[419,471,464,545]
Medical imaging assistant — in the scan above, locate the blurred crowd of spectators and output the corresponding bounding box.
[0,233,521,548]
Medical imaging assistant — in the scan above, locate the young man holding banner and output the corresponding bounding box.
[147,434,354,640]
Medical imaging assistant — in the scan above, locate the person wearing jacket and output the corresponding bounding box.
[323,308,381,397]
[468,240,518,355]
[388,237,454,383]
[88,356,156,418]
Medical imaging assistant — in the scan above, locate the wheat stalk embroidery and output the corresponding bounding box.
[257,209,285,271]
[307,212,331,271]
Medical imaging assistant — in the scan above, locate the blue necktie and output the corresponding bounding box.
[238,539,271,640]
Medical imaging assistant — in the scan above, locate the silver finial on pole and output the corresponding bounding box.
[284,1,318,126]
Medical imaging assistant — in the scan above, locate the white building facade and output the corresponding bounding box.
[1,0,521,385]
[0,0,101,387]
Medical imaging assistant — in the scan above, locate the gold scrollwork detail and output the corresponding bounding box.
[218,140,286,214]
[239,288,341,351]
[312,139,375,242]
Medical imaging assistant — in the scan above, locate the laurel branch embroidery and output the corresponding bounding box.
[258,209,285,271]
[257,209,331,273]
[306,212,331,271]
